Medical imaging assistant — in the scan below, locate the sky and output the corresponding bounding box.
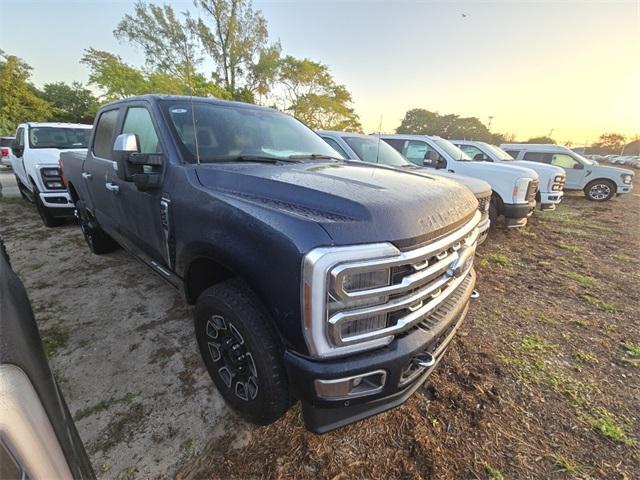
[1,0,639,144]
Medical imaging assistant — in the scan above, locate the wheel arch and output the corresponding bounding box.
[585,177,617,194]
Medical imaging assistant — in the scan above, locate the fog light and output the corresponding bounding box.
[314,370,387,400]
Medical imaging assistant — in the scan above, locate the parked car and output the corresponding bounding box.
[1,136,15,168]
[378,134,539,228]
[61,94,483,433]
[0,238,95,479]
[451,140,566,210]
[501,143,634,201]
[318,130,492,243]
[10,122,92,226]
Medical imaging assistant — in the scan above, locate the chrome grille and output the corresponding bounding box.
[327,211,481,346]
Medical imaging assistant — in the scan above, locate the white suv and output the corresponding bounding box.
[452,140,565,210]
[501,144,634,201]
[378,134,539,228]
[10,122,92,226]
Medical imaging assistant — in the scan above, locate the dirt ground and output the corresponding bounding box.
[1,167,638,479]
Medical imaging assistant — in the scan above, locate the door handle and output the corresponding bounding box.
[105,182,120,194]
[82,172,92,180]
[448,169,455,173]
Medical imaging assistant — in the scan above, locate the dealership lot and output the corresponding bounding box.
[1,164,637,479]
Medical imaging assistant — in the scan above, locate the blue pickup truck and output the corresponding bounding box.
[60,95,482,433]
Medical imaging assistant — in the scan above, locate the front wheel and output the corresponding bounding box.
[194,279,290,425]
[584,179,615,201]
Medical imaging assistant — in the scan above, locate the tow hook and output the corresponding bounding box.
[470,289,480,300]
[413,352,435,368]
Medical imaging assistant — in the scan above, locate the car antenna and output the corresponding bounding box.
[375,114,383,164]
[186,48,201,165]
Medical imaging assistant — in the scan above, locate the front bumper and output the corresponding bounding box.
[285,269,476,433]
[502,200,535,227]
[539,191,564,210]
[477,215,490,245]
[39,191,74,214]
[616,183,633,195]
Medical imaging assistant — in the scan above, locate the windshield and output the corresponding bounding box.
[432,138,472,161]
[343,136,412,167]
[161,101,340,163]
[484,143,515,161]
[28,127,90,149]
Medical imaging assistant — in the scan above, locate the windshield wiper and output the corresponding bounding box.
[201,154,301,164]
[288,153,341,161]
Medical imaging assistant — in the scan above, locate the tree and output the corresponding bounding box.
[40,81,99,123]
[526,136,555,144]
[0,51,53,135]
[114,2,202,84]
[194,0,281,100]
[81,48,229,101]
[591,132,626,154]
[396,108,502,142]
[277,56,361,131]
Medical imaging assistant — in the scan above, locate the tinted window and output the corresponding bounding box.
[15,129,25,148]
[523,152,549,163]
[29,127,90,149]
[503,149,521,159]
[93,109,119,160]
[321,137,349,159]
[343,136,410,167]
[122,107,161,154]
[382,138,406,152]
[0,138,14,147]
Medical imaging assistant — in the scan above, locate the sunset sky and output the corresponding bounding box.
[1,0,639,144]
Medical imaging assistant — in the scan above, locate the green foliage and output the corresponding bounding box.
[74,392,137,420]
[114,1,202,84]
[396,108,504,143]
[194,0,281,99]
[483,253,512,267]
[564,271,597,288]
[581,294,615,312]
[591,132,626,155]
[558,242,581,253]
[0,51,53,135]
[81,48,230,101]
[42,323,70,357]
[526,136,555,144]
[40,81,98,123]
[278,55,361,131]
[483,463,505,480]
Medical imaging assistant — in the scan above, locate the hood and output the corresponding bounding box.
[592,164,635,177]
[416,169,492,198]
[455,161,539,182]
[29,148,87,165]
[195,161,478,248]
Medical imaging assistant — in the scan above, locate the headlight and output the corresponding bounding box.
[512,177,532,203]
[41,167,61,177]
[554,174,565,183]
[621,174,633,185]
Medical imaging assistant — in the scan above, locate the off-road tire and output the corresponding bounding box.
[33,186,64,228]
[584,179,615,201]
[76,200,118,254]
[194,279,290,425]
[488,194,500,228]
[0,237,10,267]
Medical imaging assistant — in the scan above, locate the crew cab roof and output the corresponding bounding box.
[22,122,92,129]
[100,94,279,114]
[500,144,573,153]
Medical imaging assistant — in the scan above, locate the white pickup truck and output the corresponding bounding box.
[378,134,539,228]
[318,130,492,243]
[452,140,566,210]
[10,122,92,226]
[501,144,634,201]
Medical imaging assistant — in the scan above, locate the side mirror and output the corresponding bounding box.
[473,153,486,162]
[113,133,140,181]
[11,141,23,158]
[573,162,584,170]
[112,133,163,190]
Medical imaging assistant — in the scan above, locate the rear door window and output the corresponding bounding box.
[460,145,485,160]
[523,152,549,163]
[504,150,521,159]
[93,109,120,160]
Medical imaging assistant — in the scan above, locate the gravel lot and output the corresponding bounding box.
[1,167,638,479]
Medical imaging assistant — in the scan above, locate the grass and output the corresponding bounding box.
[581,294,615,312]
[74,392,137,421]
[622,342,640,367]
[483,253,512,268]
[564,271,597,288]
[612,253,634,262]
[182,437,194,452]
[574,349,598,364]
[42,323,70,357]
[571,318,589,327]
[483,463,505,480]
[518,228,536,238]
[558,242,582,254]
[0,196,24,205]
[503,336,637,447]
[550,453,579,475]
